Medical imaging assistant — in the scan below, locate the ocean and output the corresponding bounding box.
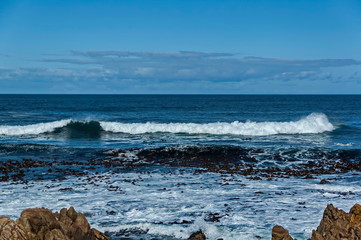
[0,94,361,239]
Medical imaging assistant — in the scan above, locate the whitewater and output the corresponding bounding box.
[0,113,334,136]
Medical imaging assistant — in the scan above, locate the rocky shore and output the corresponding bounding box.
[2,204,361,240]
[0,207,109,240]
[188,203,361,240]
[271,203,361,240]
[1,144,361,239]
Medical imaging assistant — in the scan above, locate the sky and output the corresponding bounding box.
[0,0,360,94]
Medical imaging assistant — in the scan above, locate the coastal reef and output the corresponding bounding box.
[0,207,109,240]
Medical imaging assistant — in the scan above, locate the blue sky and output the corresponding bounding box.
[0,0,360,93]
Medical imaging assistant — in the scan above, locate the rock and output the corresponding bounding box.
[88,228,111,240]
[320,179,330,184]
[67,207,77,222]
[310,203,361,240]
[189,230,206,240]
[73,212,90,233]
[0,207,109,240]
[44,229,68,240]
[0,216,28,240]
[273,203,361,240]
[17,208,61,239]
[271,225,294,240]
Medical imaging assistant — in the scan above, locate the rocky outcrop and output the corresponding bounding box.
[0,217,27,240]
[0,207,109,240]
[272,225,294,240]
[272,203,361,240]
[310,203,361,240]
[188,230,206,240]
[4,204,361,240]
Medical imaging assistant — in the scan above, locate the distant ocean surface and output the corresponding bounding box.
[1,95,361,239]
[1,95,360,148]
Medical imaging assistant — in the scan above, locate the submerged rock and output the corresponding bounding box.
[0,207,109,240]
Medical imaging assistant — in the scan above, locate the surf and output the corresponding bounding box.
[100,113,334,135]
[0,113,335,137]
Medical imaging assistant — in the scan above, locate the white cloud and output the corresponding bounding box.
[1,51,360,93]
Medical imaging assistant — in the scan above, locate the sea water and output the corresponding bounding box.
[0,95,360,239]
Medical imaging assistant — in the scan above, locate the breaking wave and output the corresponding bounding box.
[0,113,334,137]
[0,119,72,136]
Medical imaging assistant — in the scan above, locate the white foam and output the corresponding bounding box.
[335,142,354,146]
[100,113,334,136]
[1,170,360,240]
[0,113,334,136]
[0,119,71,136]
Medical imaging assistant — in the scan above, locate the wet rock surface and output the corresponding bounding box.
[0,207,109,240]
[188,230,206,240]
[101,146,361,180]
[2,145,361,183]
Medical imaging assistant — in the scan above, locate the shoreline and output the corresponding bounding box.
[1,146,361,239]
[2,204,361,240]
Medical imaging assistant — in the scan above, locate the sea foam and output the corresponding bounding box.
[0,119,72,136]
[0,113,334,136]
[100,113,334,136]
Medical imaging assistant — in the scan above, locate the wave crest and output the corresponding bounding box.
[0,113,334,137]
[0,119,72,136]
[100,113,334,136]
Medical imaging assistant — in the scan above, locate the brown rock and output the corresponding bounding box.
[73,213,90,234]
[44,229,69,240]
[88,228,111,240]
[350,203,361,226]
[0,207,109,240]
[189,230,206,240]
[17,208,60,239]
[273,204,361,240]
[67,207,77,222]
[310,203,361,240]
[0,216,28,240]
[272,225,294,240]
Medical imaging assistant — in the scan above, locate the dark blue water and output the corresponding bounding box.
[0,94,360,164]
[1,94,360,123]
[0,95,360,149]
